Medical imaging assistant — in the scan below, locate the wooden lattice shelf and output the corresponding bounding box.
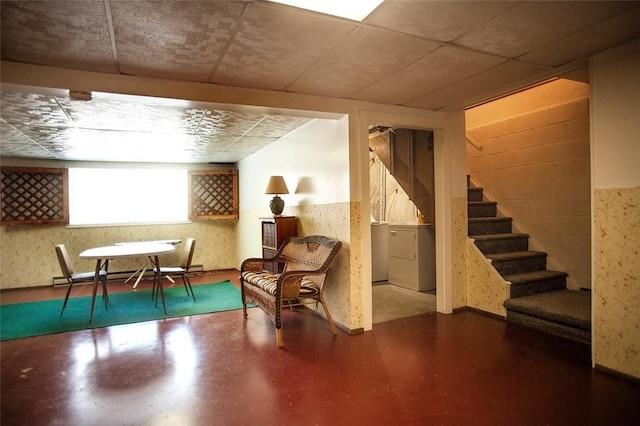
[1,167,69,225]
[189,169,238,219]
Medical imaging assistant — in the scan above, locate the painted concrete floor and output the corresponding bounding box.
[2,271,639,425]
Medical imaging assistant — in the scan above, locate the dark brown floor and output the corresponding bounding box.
[1,271,639,425]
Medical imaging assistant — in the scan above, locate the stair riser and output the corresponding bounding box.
[468,203,497,218]
[468,188,483,202]
[505,311,590,345]
[469,220,512,235]
[510,277,566,298]
[492,257,547,276]
[474,238,529,254]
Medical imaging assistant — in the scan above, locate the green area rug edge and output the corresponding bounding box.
[0,280,242,341]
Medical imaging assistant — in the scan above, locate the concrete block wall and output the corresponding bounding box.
[466,92,591,290]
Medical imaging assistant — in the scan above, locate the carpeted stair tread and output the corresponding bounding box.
[468,201,497,206]
[504,289,591,330]
[468,216,512,223]
[503,269,568,285]
[471,233,530,241]
[486,251,546,262]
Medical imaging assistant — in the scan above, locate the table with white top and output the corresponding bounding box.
[79,243,175,323]
[115,239,182,288]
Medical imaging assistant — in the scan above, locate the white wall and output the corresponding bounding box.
[239,116,350,211]
[591,42,640,189]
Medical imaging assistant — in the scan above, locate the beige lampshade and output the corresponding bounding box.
[265,176,289,195]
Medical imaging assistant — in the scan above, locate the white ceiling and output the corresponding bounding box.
[1,0,638,164]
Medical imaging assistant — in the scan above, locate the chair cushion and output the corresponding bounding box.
[241,271,319,297]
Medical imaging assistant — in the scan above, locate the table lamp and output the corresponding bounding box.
[265,175,289,216]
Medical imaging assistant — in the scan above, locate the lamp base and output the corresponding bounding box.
[269,195,285,216]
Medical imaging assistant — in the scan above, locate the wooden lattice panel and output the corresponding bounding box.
[189,169,238,220]
[1,167,69,225]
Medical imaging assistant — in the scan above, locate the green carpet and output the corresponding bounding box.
[0,281,242,341]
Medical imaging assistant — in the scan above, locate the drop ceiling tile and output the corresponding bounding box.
[53,97,207,134]
[0,121,55,159]
[366,1,517,42]
[454,1,638,58]
[520,6,640,67]
[0,84,322,164]
[57,98,140,132]
[245,115,313,138]
[211,3,357,91]
[0,1,116,73]
[1,92,72,128]
[352,45,506,105]
[75,129,190,148]
[185,134,240,150]
[7,125,82,150]
[407,60,552,111]
[111,1,245,81]
[182,150,238,164]
[287,26,440,98]
[196,110,264,136]
[48,129,192,163]
[0,142,53,159]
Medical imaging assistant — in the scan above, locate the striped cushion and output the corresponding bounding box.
[242,271,319,297]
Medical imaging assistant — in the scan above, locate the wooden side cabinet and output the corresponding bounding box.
[261,216,296,273]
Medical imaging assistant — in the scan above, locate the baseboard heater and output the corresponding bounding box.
[52,264,204,286]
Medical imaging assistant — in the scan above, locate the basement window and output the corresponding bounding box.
[68,168,188,226]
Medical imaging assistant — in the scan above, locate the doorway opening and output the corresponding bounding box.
[368,126,437,323]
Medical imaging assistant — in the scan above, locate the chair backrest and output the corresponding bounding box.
[55,244,74,278]
[180,238,196,269]
[281,236,342,275]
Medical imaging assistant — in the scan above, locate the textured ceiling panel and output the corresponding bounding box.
[0,121,54,159]
[287,26,440,98]
[1,92,74,128]
[519,7,640,67]
[211,3,357,90]
[244,115,313,138]
[366,0,517,42]
[110,1,245,80]
[352,46,506,105]
[0,88,314,163]
[454,1,638,59]
[1,0,638,163]
[0,1,116,73]
[225,136,280,152]
[407,60,552,111]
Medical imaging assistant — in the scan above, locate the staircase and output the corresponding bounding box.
[468,176,591,345]
[369,128,435,225]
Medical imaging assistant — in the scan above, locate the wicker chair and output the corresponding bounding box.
[240,235,342,347]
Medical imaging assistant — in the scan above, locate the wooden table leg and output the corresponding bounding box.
[89,259,102,323]
[124,266,143,284]
[132,265,147,289]
[153,255,167,314]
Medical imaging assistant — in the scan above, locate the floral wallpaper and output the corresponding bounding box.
[451,196,468,310]
[593,186,640,379]
[466,239,509,317]
[0,220,238,288]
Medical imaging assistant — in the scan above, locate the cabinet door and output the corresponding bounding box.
[388,228,416,260]
[262,221,277,250]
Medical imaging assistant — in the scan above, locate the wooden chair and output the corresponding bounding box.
[153,237,196,301]
[55,244,108,315]
[240,235,342,347]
